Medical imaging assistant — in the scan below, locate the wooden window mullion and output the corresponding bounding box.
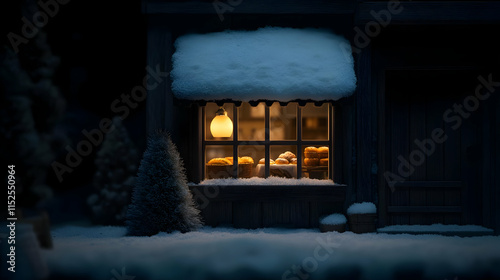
[297,105,302,179]
[329,104,334,180]
[232,106,238,178]
[265,105,270,178]
[201,106,206,180]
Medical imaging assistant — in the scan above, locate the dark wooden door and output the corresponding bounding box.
[384,70,484,225]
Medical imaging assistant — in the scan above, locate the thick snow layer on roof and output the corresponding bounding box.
[378,224,495,233]
[44,226,500,280]
[320,213,347,225]
[347,202,377,215]
[197,177,336,186]
[171,27,356,102]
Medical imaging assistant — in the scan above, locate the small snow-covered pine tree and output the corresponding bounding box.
[87,117,138,225]
[126,131,202,236]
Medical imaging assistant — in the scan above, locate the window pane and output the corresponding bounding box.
[238,102,265,141]
[205,103,234,141]
[270,102,297,140]
[203,102,333,181]
[302,103,329,140]
[301,145,329,180]
[205,145,234,179]
[269,146,297,178]
[238,145,264,178]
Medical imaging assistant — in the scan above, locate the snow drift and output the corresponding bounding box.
[43,226,500,280]
[171,27,357,102]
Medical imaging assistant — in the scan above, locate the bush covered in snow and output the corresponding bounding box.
[347,202,377,215]
[126,131,202,236]
[87,117,139,225]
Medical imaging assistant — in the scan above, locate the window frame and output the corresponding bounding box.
[202,102,335,180]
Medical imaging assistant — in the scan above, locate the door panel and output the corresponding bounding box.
[384,70,482,225]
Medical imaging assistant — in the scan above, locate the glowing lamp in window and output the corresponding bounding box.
[210,107,233,138]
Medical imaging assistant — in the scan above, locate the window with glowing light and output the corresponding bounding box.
[203,102,333,180]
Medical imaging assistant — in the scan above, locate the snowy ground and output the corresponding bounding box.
[41,226,500,280]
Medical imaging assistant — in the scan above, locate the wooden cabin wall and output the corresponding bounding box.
[144,16,197,185]
[355,44,378,204]
[495,92,500,234]
[374,26,499,229]
[190,185,346,229]
[336,97,356,211]
[481,78,496,231]
[144,4,500,233]
[486,73,500,234]
[146,16,173,135]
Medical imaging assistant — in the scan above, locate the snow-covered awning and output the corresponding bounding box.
[171,27,356,102]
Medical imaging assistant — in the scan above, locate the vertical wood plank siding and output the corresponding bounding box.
[356,44,375,203]
[190,185,346,228]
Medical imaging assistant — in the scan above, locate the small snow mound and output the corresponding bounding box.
[347,202,377,215]
[320,213,347,225]
[198,177,336,186]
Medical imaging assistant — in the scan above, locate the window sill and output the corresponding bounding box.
[195,177,338,186]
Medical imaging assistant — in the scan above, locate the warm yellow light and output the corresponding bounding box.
[210,108,233,138]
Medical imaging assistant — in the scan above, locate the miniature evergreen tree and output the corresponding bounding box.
[87,117,139,225]
[126,131,202,236]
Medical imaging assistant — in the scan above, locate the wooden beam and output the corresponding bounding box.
[356,2,500,25]
[203,140,330,146]
[340,98,355,211]
[146,20,173,134]
[191,105,203,183]
[355,44,374,202]
[495,89,500,234]
[482,100,494,229]
[375,52,388,227]
[143,0,355,15]
[387,206,462,213]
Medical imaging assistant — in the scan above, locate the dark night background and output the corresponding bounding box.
[1,0,147,223]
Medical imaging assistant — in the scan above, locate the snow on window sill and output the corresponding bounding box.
[191,176,339,186]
